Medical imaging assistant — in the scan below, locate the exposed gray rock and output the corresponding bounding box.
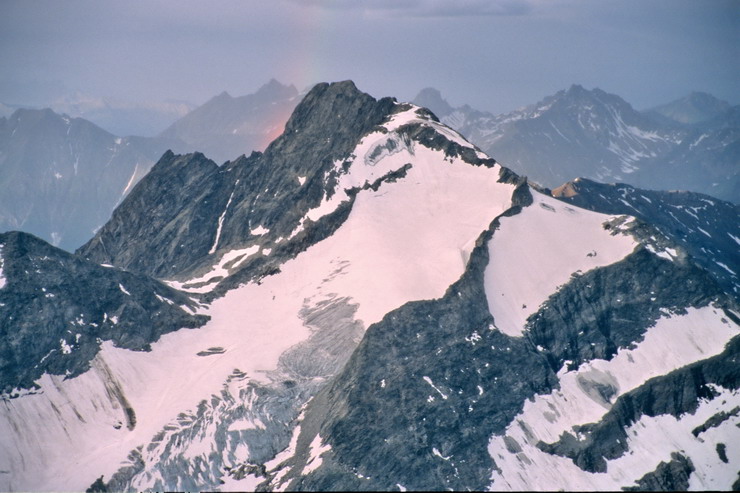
[716,443,729,464]
[691,407,739,437]
[0,231,208,394]
[77,81,399,281]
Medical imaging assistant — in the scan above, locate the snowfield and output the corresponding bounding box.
[484,191,638,337]
[2,95,736,492]
[0,106,515,492]
[488,305,739,491]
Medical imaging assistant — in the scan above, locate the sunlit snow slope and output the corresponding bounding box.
[2,81,737,493]
[253,183,738,492]
[0,87,517,491]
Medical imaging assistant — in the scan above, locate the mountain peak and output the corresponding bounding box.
[413,87,454,117]
[649,91,730,124]
[255,78,299,100]
[561,84,613,103]
[566,83,587,95]
[687,91,727,105]
[276,80,394,144]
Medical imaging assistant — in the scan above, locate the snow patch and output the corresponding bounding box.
[209,185,237,254]
[488,306,739,490]
[170,245,260,293]
[251,225,269,236]
[304,434,331,475]
[60,339,72,355]
[0,244,5,290]
[423,376,448,400]
[716,261,736,276]
[484,191,637,337]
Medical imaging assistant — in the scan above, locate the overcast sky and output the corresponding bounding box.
[1,0,738,114]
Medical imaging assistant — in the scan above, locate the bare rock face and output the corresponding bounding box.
[77,81,399,281]
[0,231,207,394]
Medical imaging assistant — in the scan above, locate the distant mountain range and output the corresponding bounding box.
[1,81,737,492]
[0,108,180,251]
[1,81,736,254]
[49,93,194,137]
[159,78,301,163]
[0,80,300,251]
[646,91,732,125]
[414,86,739,203]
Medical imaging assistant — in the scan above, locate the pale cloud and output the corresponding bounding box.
[283,0,533,17]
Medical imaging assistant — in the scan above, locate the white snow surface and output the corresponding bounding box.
[488,305,739,490]
[168,245,261,293]
[250,225,269,236]
[0,109,515,491]
[303,434,332,475]
[0,244,5,290]
[484,191,638,336]
[209,185,237,254]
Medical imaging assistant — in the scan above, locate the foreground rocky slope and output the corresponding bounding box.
[0,231,207,395]
[1,81,737,492]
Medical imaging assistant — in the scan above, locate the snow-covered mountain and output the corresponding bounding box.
[552,177,740,296]
[414,86,739,203]
[1,81,738,492]
[159,79,301,163]
[0,108,182,251]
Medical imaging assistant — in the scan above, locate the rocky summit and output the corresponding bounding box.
[1,81,738,492]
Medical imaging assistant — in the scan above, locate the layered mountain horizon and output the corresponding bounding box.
[2,79,735,256]
[0,79,302,251]
[1,80,737,491]
[413,84,739,203]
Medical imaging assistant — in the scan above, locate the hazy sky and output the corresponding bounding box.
[1,0,738,114]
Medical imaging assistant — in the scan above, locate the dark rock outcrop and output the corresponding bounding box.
[623,453,695,491]
[77,81,399,281]
[0,231,207,394]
